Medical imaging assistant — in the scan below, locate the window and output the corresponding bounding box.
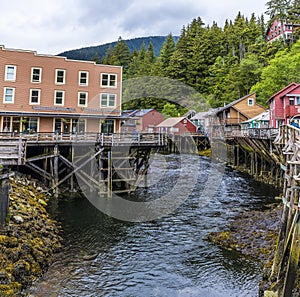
[248,98,254,106]
[289,98,294,106]
[21,117,38,133]
[100,93,116,107]
[2,116,11,132]
[101,73,117,87]
[3,87,15,103]
[296,97,300,105]
[55,69,66,84]
[30,89,41,104]
[78,92,88,107]
[31,67,42,83]
[5,65,16,81]
[54,90,65,105]
[79,71,89,86]
[100,120,114,134]
[72,119,86,133]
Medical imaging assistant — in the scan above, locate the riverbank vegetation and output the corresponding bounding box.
[0,175,62,296]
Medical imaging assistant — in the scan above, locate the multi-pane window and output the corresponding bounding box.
[5,65,16,81]
[21,117,38,133]
[100,93,116,107]
[72,119,86,133]
[101,73,117,87]
[30,89,40,104]
[55,69,66,84]
[3,87,15,103]
[78,92,88,107]
[79,71,89,86]
[31,68,42,83]
[54,90,65,105]
[296,97,300,105]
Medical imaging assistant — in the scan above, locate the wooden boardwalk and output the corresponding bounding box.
[0,132,168,197]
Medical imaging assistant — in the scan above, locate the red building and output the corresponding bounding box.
[156,117,197,135]
[268,82,300,128]
[121,109,164,133]
[266,19,298,42]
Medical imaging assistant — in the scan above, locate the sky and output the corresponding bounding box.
[1,0,267,55]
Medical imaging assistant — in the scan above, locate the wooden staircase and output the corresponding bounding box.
[0,139,26,165]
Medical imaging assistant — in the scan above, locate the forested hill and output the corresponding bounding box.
[58,36,179,61]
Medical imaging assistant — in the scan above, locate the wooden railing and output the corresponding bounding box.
[0,132,168,147]
[229,128,279,139]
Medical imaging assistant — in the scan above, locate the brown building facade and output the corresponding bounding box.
[0,45,123,134]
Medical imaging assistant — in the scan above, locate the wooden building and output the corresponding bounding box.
[266,18,300,43]
[156,117,197,135]
[214,92,266,134]
[0,45,124,135]
[268,82,300,128]
[121,109,164,133]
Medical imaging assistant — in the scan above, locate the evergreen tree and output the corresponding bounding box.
[101,45,114,64]
[111,36,131,68]
[92,52,100,64]
[251,39,300,103]
[154,34,176,76]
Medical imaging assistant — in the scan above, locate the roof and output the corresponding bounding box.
[216,92,256,114]
[267,82,298,102]
[134,109,154,117]
[241,110,270,124]
[190,111,209,120]
[122,109,154,117]
[156,117,185,127]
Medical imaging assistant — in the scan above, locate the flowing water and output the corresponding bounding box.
[26,154,280,297]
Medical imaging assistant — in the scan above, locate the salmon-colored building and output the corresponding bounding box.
[0,45,123,135]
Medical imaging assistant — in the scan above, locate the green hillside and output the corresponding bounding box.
[58,36,179,61]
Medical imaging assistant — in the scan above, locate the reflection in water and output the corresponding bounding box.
[26,155,279,297]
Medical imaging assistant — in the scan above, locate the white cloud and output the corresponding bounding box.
[0,0,267,54]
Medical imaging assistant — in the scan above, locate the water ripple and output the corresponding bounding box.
[25,154,279,297]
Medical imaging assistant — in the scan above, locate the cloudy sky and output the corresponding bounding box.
[1,0,267,55]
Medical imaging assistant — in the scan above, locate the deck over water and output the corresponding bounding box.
[0,132,168,165]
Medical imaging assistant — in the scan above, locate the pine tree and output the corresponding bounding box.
[154,34,176,76]
[111,36,131,68]
[101,45,114,64]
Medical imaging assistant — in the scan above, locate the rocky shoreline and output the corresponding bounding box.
[0,174,62,296]
[207,203,282,296]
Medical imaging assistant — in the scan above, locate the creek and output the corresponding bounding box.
[25,154,280,297]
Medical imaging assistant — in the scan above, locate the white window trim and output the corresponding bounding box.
[54,90,65,106]
[100,73,117,88]
[248,98,254,106]
[5,65,17,81]
[78,91,88,107]
[31,67,42,83]
[55,69,66,85]
[100,93,116,108]
[29,89,41,105]
[3,87,15,104]
[79,71,89,86]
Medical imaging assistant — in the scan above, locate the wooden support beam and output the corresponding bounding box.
[25,162,52,180]
[0,167,12,227]
[50,148,104,191]
[282,214,300,297]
